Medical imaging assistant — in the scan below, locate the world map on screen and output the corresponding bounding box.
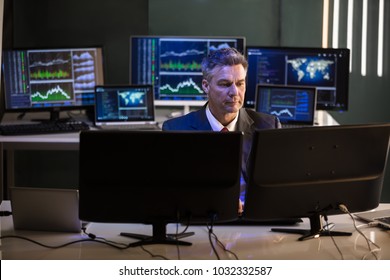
[119,91,145,107]
[287,57,335,85]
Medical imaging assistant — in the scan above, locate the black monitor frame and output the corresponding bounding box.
[79,130,243,246]
[1,47,105,122]
[129,35,246,107]
[245,46,350,111]
[243,123,390,240]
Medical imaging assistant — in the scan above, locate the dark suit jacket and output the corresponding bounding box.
[162,106,281,181]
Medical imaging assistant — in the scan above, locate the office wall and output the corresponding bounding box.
[327,0,390,124]
[280,0,323,47]
[10,0,149,84]
[149,0,280,46]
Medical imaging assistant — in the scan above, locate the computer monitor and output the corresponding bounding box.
[255,84,317,126]
[130,35,246,107]
[1,47,105,122]
[245,46,350,111]
[243,123,390,241]
[79,130,243,246]
[94,84,156,125]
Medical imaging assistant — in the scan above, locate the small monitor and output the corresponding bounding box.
[79,130,243,246]
[255,84,317,126]
[243,123,390,240]
[1,47,105,121]
[94,84,156,125]
[245,46,350,111]
[130,35,246,107]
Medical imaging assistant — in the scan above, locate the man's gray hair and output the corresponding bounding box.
[201,48,248,81]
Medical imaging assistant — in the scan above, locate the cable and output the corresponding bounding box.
[323,214,344,260]
[206,214,221,260]
[211,231,239,260]
[140,245,170,260]
[82,226,171,259]
[175,221,181,260]
[175,211,182,260]
[82,227,129,247]
[338,203,381,260]
[0,235,132,250]
[206,213,239,260]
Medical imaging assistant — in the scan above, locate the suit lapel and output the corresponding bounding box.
[237,108,254,136]
[189,107,213,130]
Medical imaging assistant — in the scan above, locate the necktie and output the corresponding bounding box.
[220,127,229,132]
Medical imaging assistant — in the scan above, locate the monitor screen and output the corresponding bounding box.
[94,84,156,125]
[1,47,104,121]
[243,123,390,240]
[245,46,350,111]
[79,130,243,246]
[255,84,317,126]
[130,35,246,106]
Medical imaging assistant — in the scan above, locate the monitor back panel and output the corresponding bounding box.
[79,130,243,223]
[244,123,390,220]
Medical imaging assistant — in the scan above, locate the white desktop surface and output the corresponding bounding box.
[0,132,80,146]
[1,201,389,260]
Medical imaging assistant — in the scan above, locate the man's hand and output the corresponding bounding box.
[238,199,243,216]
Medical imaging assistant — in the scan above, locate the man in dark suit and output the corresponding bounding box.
[162,47,281,213]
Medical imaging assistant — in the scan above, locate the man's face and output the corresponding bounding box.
[202,64,246,115]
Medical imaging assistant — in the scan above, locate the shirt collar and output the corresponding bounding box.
[206,105,239,131]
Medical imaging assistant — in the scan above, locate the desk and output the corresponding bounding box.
[1,201,389,260]
[0,111,340,201]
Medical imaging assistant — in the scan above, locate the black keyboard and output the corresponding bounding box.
[0,121,90,136]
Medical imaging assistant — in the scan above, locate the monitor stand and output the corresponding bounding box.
[271,213,352,241]
[120,221,194,247]
[17,109,72,123]
[30,109,72,123]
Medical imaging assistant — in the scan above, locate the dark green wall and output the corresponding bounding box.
[11,0,149,84]
[149,0,280,46]
[280,0,323,47]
